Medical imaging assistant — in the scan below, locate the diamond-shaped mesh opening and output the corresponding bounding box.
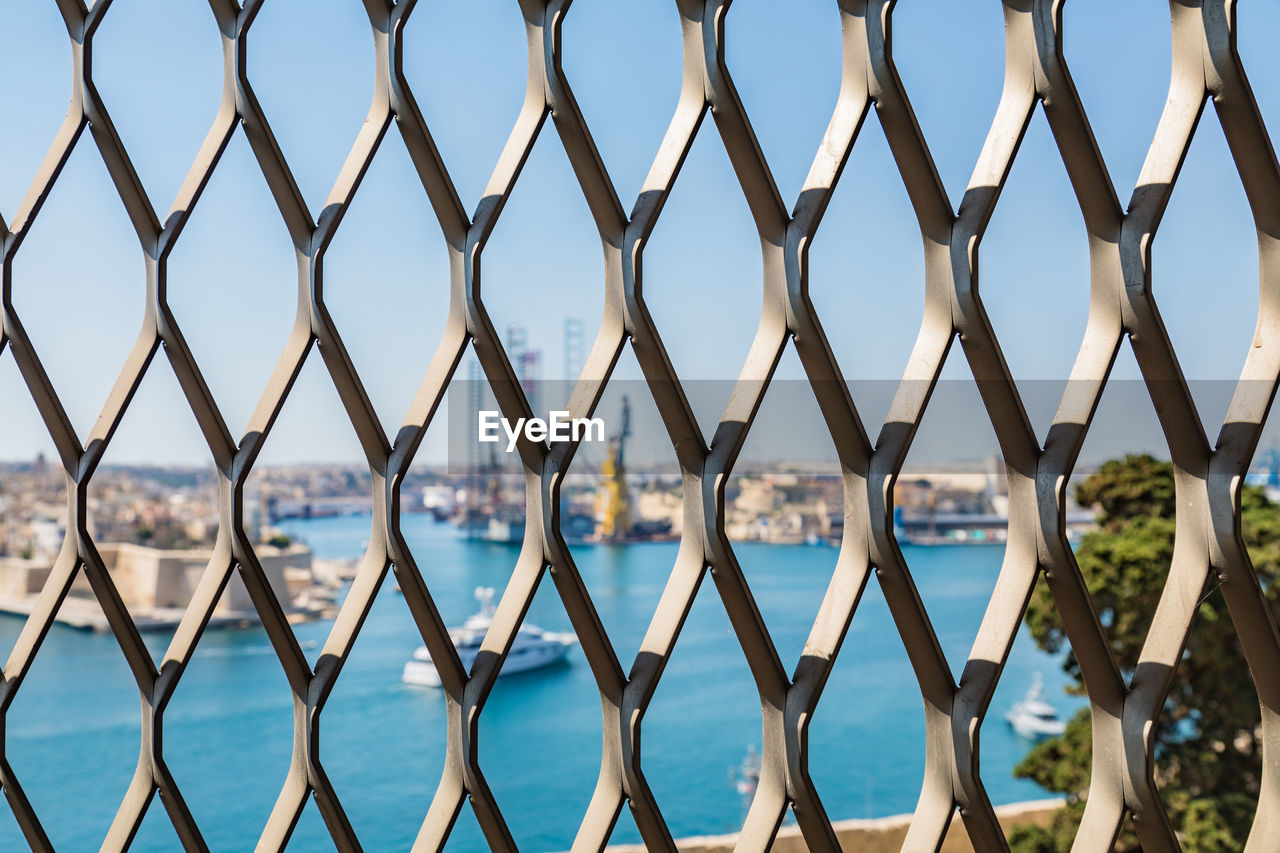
[806,110,925,420]
[1115,813,1143,850]
[808,579,925,819]
[897,371,1008,679]
[981,587,1090,806]
[0,354,66,562]
[559,0,682,204]
[1236,3,1280,143]
[890,0,1004,200]
[435,359,530,564]
[283,798,340,851]
[1060,0,1169,195]
[85,364,219,651]
[641,125,758,429]
[162,611,295,851]
[479,131,604,414]
[441,798,489,852]
[91,0,222,208]
[321,138,451,438]
[944,810,979,848]
[0,1,67,217]
[1154,583,1261,849]
[980,112,1090,423]
[1155,114,1258,428]
[248,354,372,473]
[910,543,1010,683]
[4,590,141,850]
[165,131,298,436]
[480,582,596,851]
[727,349,843,673]
[579,542,683,648]
[247,0,375,214]
[242,356,371,674]
[725,0,842,203]
[1068,363,1172,679]
[8,141,143,440]
[606,803,645,848]
[401,0,527,209]
[127,798,189,853]
[642,578,760,838]
[323,578,442,848]
[559,353,679,664]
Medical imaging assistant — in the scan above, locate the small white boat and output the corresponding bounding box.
[729,745,762,797]
[1005,673,1067,740]
[401,587,577,687]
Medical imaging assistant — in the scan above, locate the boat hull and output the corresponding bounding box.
[1006,710,1067,740]
[402,636,575,687]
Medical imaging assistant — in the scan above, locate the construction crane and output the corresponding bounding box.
[597,395,633,540]
[564,317,584,383]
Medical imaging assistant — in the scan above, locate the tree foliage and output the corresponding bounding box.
[1011,454,1279,851]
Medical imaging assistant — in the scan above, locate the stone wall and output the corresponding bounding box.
[87,543,309,614]
[0,559,52,597]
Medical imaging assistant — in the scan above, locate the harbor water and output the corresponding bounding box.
[0,514,1081,851]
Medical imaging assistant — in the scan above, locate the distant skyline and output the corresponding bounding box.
[2,1,1279,466]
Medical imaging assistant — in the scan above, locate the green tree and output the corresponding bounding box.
[1012,454,1278,851]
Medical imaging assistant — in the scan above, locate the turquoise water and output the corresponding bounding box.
[0,515,1080,851]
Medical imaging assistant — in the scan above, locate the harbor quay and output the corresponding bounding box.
[0,542,340,631]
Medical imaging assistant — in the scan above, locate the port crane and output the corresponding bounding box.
[597,395,633,540]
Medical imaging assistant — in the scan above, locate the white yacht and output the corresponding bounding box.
[402,587,577,687]
[1005,673,1067,740]
[729,745,762,797]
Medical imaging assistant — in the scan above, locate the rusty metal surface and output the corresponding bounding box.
[1,1,1279,851]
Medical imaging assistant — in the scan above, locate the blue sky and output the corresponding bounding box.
[1,0,1279,466]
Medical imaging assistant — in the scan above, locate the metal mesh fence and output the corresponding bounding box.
[2,0,1279,850]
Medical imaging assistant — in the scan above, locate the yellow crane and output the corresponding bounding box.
[597,396,633,540]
